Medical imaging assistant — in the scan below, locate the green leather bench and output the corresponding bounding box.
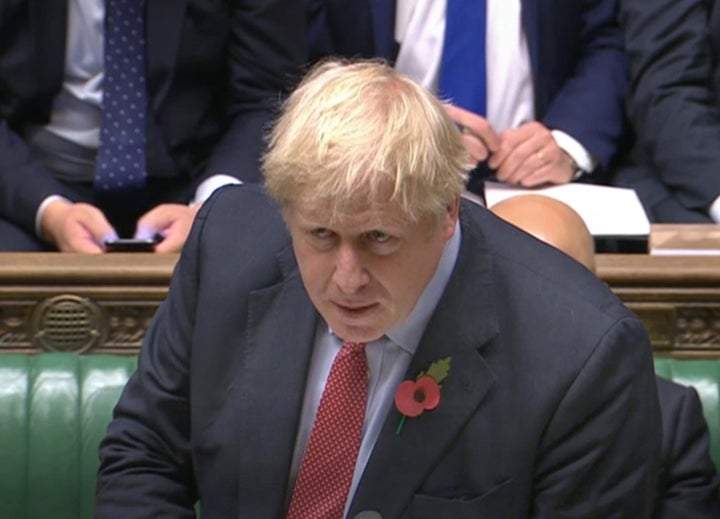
[655,357,720,470]
[0,353,136,519]
[0,353,717,519]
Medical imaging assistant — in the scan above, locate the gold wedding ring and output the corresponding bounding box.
[536,150,546,167]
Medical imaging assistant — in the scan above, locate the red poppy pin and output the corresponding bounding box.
[394,357,451,435]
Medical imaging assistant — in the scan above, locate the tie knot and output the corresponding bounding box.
[342,341,366,353]
[339,342,367,371]
[338,342,367,373]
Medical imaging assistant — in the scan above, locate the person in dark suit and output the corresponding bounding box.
[0,0,305,253]
[613,0,720,223]
[491,194,720,519]
[96,60,660,518]
[305,0,628,192]
[654,377,720,518]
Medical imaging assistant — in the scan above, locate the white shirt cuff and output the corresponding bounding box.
[708,196,720,222]
[35,195,70,238]
[551,130,598,179]
[191,174,243,207]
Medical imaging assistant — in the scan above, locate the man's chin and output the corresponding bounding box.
[329,321,385,344]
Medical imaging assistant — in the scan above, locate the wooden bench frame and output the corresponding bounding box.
[599,255,720,358]
[0,253,173,355]
[2,253,720,358]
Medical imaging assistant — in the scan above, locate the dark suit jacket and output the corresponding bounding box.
[0,0,306,234]
[613,0,720,222]
[655,376,720,518]
[304,0,628,177]
[96,185,660,518]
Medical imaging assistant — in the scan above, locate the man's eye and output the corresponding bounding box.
[365,230,391,243]
[311,228,333,239]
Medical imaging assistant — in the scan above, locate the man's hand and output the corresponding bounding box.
[444,104,501,163]
[41,199,117,253]
[488,121,576,187]
[135,203,201,253]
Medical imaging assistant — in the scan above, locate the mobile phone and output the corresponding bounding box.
[104,238,157,252]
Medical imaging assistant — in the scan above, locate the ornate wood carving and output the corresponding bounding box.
[0,253,174,354]
[597,254,720,358]
[2,253,720,357]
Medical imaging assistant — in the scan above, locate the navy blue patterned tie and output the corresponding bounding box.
[438,0,487,116]
[95,0,148,193]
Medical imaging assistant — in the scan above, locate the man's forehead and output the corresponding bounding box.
[289,198,409,228]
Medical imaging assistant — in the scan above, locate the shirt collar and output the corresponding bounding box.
[386,220,461,354]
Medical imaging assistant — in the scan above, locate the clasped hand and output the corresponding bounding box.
[41,199,200,253]
[445,104,576,187]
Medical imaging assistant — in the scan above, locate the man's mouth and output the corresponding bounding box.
[333,301,378,315]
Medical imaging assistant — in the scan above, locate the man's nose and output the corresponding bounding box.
[332,245,369,293]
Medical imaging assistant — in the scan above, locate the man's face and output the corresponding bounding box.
[286,197,459,343]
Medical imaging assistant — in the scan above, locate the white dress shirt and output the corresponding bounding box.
[393,0,596,175]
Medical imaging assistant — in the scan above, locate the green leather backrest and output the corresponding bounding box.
[0,353,137,519]
[654,358,720,471]
[0,353,717,518]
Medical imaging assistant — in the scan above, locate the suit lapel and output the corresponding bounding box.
[323,0,398,60]
[349,206,500,517]
[712,0,720,34]
[145,0,187,110]
[369,0,399,61]
[234,246,320,519]
[29,0,67,90]
[711,1,720,110]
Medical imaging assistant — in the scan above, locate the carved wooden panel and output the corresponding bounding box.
[2,253,720,357]
[597,254,720,358]
[0,253,175,354]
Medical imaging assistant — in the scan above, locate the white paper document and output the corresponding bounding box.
[484,181,651,238]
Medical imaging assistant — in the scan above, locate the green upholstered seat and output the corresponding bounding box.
[654,358,720,470]
[0,353,136,519]
[0,353,718,519]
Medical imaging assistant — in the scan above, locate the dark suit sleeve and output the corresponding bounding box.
[619,0,720,211]
[532,317,661,517]
[0,121,77,234]
[201,0,307,184]
[0,0,76,233]
[94,195,214,517]
[540,0,628,173]
[654,377,720,519]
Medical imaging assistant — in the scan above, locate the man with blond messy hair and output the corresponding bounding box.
[96,60,660,518]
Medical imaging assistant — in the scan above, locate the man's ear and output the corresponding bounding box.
[441,196,461,240]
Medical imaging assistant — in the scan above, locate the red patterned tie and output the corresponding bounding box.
[286,342,368,519]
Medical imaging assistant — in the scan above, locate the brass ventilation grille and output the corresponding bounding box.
[32,295,104,353]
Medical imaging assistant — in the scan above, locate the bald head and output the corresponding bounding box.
[490,195,595,272]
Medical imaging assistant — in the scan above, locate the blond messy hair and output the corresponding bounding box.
[262,59,470,224]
